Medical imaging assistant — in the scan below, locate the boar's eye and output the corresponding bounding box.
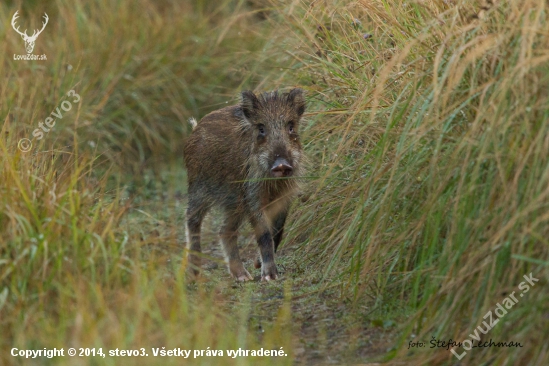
[257,124,266,137]
[288,122,295,134]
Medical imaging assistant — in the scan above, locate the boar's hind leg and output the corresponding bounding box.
[273,208,289,253]
[250,215,278,281]
[220,213,252,282]
[186,197,210,276]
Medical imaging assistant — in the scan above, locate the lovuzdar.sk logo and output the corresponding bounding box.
[11,10,48,61]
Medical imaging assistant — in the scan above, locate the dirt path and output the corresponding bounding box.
[124,164,395,365]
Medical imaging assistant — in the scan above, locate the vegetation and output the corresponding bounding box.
[1,0,547,365]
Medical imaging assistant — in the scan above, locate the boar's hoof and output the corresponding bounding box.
[230,266,253,282]
[261,262,278,281]
[187,256,201,279]
[186,267,200,282]
[237,271,253,282]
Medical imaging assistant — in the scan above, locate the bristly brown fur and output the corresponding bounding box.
[184,88,306,281]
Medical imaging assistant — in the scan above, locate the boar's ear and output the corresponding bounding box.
[287,88,306,117]
[241,91,260,120]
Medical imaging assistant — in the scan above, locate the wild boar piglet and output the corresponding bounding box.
[184,88,306,281]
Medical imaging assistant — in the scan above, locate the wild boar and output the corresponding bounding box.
[184,88,306,281]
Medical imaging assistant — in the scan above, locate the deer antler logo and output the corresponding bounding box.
[11,11,49,54]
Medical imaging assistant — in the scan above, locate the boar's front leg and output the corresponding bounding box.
[220,213,253,282]
[250,214,278,281]
[186,196,211,277]
[254,208,288,269]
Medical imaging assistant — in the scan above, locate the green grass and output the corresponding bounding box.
[1,0,548,365]
[272,0,549,364]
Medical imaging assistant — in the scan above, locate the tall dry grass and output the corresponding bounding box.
[267,0,549,364]
[2,0,548,365]
[1,1,293,365]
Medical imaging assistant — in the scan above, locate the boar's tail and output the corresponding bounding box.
[188,117,198,130]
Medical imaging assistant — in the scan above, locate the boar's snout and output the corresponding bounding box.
[271,157,293,178]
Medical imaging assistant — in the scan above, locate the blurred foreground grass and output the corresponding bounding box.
[1,1,299,365]
[1,0,548,365]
